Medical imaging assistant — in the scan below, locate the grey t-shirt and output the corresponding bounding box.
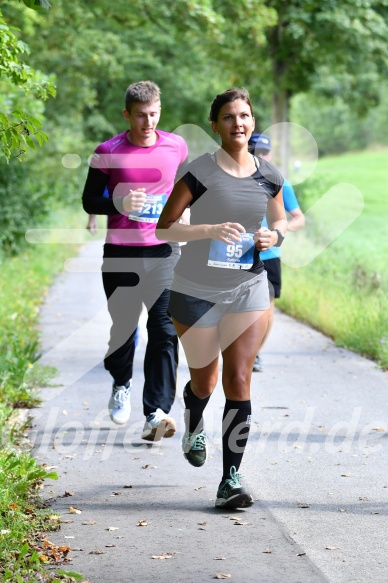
[174,153,283,289]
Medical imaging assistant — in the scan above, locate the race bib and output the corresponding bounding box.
[129,194,167,223]
[207,233,255,269]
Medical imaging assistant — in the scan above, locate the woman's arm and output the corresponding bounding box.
[267,188,288,234]
[254,188,288,251]
[156,178,244,243]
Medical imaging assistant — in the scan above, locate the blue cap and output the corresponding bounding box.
[248,133,271,151]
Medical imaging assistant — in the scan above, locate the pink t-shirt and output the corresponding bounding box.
[91,130,188,246]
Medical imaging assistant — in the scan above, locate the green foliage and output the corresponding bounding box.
[0,208,86,582]
[0,207,82,426]
[0,452,58,581]
[0,9,55,160]
[291,82,388,156]
[0,157,56,253]
[21,0,51,10]
[263,0,388,100]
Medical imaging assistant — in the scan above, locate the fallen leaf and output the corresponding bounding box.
[152,552,174,560]
[106,527,119,531]
[372,427,385,432]
[214,557,226,560]
[123,485,133,488]
[82,521,97,525]
[325,546,340,551]
[197,522,207,526]
[63,491,74,497]
[89,549,106,554]
[341,474,351,477]
[60,519,73,524]
[297,503,310,508]
[214,574,231,579]
[262,549,272,554]
[69,507,82,514]
[39,555,50,562]
[194,486,204,491]
[137,520,148,527]
[105,544,116,548]
[112,491,121,496]
[297,552,306,556]
[142,464,150,469]
[229,516,240,521]
[198,527,207,531]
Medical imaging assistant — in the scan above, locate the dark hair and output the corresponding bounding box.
[208,87,254,122]
[125,80,161,112]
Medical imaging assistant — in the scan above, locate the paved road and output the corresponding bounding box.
[31,240,388,583]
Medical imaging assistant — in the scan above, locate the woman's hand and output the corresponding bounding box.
[123,188,147,212]
[210,222,245,244]
[254,227,278,251]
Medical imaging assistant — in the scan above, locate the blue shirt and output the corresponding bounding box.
[260,178,299,260]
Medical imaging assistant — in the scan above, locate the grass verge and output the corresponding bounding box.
[279,148,388,368]
[0,206,93,581]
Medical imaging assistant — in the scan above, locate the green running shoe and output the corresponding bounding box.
[182,428,207,467]
[215,466,253,509]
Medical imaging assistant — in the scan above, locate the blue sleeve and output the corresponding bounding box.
[283,179,300,212]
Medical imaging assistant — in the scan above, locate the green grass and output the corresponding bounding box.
[0,206,88,582]
[279,148,388,368]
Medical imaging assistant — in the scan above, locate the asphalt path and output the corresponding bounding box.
[31,240,388,583]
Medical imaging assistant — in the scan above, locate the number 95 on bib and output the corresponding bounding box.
[207,233,254,269]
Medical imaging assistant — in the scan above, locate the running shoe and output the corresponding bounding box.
[252,354,263,372]
[182,427,207,467]
[108,382,131,425]
[141,408,176,441]
[215,466,254,508]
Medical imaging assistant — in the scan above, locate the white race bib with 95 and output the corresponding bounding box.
[207,233,255,269]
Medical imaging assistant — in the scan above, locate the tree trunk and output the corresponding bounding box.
[271,88,290,178]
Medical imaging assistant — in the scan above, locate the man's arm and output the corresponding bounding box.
[287,207,305,232]
[282,179,305,232]
[82,167,117,215]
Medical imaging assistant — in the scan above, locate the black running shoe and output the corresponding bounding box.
[215,466,253,508]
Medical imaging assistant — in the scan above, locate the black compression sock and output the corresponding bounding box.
[183,381,210,432]
[222,399,252,481]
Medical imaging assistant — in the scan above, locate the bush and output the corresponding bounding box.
[0,158,53,254]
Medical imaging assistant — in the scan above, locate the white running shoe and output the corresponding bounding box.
[141,408,176,442]
[108,382,131,425]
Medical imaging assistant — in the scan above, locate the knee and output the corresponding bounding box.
[191,379,217,399]
[223,371,250,399]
